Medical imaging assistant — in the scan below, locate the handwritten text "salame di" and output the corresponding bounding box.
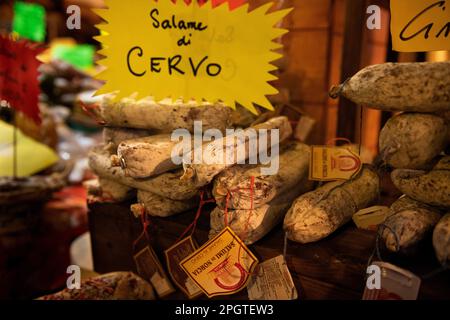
[126,8,223,78]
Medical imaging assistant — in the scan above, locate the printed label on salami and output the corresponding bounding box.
[247,255,298,300]
[309,146,362,181]
[180,227,258,298]
[352,206,389,231]
[134,246,175,298]
[164,236,203,299]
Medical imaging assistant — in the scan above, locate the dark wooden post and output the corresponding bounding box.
[336,0,368,142]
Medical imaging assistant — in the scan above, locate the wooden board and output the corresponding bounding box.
[88,201,450,300]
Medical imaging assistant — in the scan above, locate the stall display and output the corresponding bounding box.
[88,58,450,300]
[332,61,450,273]
[1,0,449,304]
[65,14,450,303]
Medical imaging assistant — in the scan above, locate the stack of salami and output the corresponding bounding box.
[209,141,314,245]
[87,95,232,217]
[169,111,314,245]
[178,113,314,245]
[87,94,320,245]
[328,61,450,266]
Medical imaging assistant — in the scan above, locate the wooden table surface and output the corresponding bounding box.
[88,201,450,300]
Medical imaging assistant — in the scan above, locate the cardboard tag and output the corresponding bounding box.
[94,0,292,114]
[391,0,450,52]
[247,255,297,300]
[180,227,258,298]
[363,261,421,300]
[353,206,389,231]
[164,236,203,299]
[294,115,316,142]
[309,146,362,181]
[134,246,175,298]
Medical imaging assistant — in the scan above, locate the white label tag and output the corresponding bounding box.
[150,272,173,298]
[247,255,298,300]
[134,246,175,298]
[294,115,316,142]
[363,261,421,300]
[185,277,201,297]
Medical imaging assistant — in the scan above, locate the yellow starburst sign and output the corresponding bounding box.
[94,0,291,114]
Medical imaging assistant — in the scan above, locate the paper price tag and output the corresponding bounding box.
[164,236,203,299]
[134,246,175,298]
[309,146,362,181]
[180,227,258,298]
[294,115,316,142]
[363,261,421,300]
[247,255,298,300]
[352,206,389,231]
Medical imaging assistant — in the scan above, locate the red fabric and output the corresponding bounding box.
[0,36,44,124]
[210,0,247,9]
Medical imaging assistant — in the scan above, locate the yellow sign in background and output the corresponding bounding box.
[0,120,58,177]
[94,0,291,114]
[391,0,450,52]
